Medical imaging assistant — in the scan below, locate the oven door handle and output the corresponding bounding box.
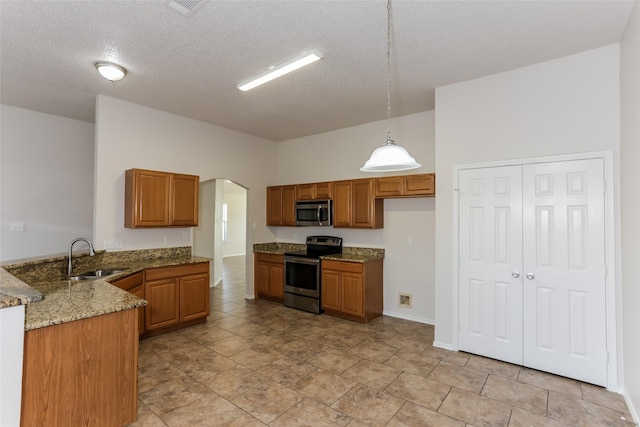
[284,256,320,266]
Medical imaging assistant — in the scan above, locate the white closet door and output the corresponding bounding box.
[522,159,607,386]
[458,166,523,364]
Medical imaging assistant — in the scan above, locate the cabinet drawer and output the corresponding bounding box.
[322,260,363,274]
[255,253,284,264]
[145,262,209,281]
[111,271,143,292]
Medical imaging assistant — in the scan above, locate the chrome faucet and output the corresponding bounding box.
[67,237,96,277]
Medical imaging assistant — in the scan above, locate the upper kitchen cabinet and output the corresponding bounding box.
[125,168,199,228]
[375,173,435,198]
[297,181,332,200]
[333,178,383,229]
[266,185,297,226]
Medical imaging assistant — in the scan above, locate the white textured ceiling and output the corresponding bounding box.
[0,1,635,142]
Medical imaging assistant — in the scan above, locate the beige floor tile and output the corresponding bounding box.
[428,361,488,393]
[307,348,362,374]
[231,380,304,424]
[211,315,251,330]
[387,402,465,427]
[465,355,520,380]
[481,375,548,416]
[439,387,512,427]
[161,392,250,426]
[323,331,365,352]
[422,347,470,366]
[342,359,403,390]
[200,364,268,400]
[385,371,452,410]
[178,325,234,347]
[518,368,582,398]
[249,328,296,347]
[295,369,357,406]
[547,390,630,426]
[137,354,188,393]
[384,335,431,354]
[229,344,285,370]
[581,383,632,415]
[347,339,399,363]
[204,334,252,356]
[331,383,406,425]
[384,350,439,378]
[224,321,273,339]
[168,348,238,383]
[508,408,568,427]
[256,356,318,388]
[138,375,211,416]
[277,337,327,360]
[224,414,266,426]
[126,401,167,427]
[271,398,352,426]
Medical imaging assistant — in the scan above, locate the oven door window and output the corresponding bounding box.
[285,260,319,292]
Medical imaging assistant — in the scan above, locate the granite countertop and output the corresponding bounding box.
[0,268,44,309]
[1,247,210,331]
[253,242,384,263]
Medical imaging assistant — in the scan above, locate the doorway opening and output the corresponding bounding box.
[193,179,248,290]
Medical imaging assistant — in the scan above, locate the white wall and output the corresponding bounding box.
[193,179,217,284]
[223,183,247,257]
[434,44,620,360]
[620,3,640,420]
[275,111,436,324]
[94,95,278,292]
[0,105,94,261]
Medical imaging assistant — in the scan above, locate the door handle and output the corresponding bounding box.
[526,273,535,280]
[512,271,520,278]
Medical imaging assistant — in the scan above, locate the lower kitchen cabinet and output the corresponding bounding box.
[254,253,284,301]
[112,271,145,335]
[321,259,383,323]
[21,309,138,427]
[143,262,209,337]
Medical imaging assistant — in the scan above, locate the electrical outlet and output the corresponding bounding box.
[406,237,413,246]
[104,239,115,249]
[163,236,169,245]
[399,293,412,308]
[115,239,123,249]
[10,222,24,232]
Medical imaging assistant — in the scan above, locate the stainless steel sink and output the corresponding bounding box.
[67,268,125,281]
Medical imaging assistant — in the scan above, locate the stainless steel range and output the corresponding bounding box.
[283,235,343,314]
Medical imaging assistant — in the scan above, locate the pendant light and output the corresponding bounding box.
[361,0,421,172]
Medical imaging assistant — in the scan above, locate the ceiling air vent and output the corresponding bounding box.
[167,0,206,17]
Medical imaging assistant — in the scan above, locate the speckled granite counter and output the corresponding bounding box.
[253,242,384,262]
[0,268,44,309]
[1,247,210,331]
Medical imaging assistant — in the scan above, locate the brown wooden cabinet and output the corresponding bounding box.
[332,178,383,229]
[375,173,435,198]
[125,168,199,228]
[143,262,209,337]
[297,181,332,200]
[254,253,284,301]
[267,185,297,226]
[21,309,138,427]
[321,259,383,323]
[112,271,145,336]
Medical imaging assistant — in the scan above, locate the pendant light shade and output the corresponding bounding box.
[361,0,421,173]
[360,137,421,172]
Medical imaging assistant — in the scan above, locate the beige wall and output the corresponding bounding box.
[276,111,436,323]
[620,2,640,420]
[94,95,278,291]
[434,44,621,382]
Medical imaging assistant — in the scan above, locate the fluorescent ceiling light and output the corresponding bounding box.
[237,49,324,91]
[95,62,127,82]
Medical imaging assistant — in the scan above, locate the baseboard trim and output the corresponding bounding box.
[382,310,434,325]
[622,387,640,425]
[433,341,457,352]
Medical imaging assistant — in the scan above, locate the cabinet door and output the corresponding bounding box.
[375,176,404,197]
[341,273,364,317]
[269,263,284,299]
[126,169,170,227]
[282,185,297,226]
[145,278,179,330]
[405,174,435,196]
[297,184,316,201]
[180,273,210,322]
[256,262,271,297]
[332,180,352,227]
[267,186,283,225]
[321,269,341,311]
[170,173,199,226]
[315,182,332,199]
[352,178,383,229]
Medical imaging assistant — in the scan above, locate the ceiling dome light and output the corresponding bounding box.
[95,62,127,82]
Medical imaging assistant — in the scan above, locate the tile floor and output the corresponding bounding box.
[128,256,634,426]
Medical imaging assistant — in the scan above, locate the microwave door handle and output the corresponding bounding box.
[317,205,321,225]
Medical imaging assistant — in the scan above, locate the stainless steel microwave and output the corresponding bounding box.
[295,200,332,226]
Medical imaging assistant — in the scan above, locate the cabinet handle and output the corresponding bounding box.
[526,273,535,280]
[512,271,520,278]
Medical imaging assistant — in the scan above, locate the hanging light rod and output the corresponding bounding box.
[361,0,421,172]
[237,49,324,91]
